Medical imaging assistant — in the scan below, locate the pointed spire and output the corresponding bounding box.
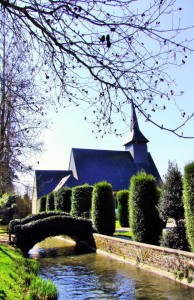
[123,103,149,147]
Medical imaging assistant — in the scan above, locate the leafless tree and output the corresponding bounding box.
[0,8,49,193]
[0,0,194,140]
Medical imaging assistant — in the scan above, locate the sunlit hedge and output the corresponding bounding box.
[116,190,129,227]
[129,171,162,245]
[183,162,194,252]
[9,211,70,234]
[46,192,55,211]
[91,181,115,236]
[55,187,72,213]
[71,184,93,218]
[39,195,47,212]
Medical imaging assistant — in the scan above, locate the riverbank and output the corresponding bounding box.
[0,230,57,300]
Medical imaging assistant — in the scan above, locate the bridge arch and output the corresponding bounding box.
[12,215,95,254]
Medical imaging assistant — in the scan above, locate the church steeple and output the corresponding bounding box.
[123,103,149,147]
[123,103,149,163]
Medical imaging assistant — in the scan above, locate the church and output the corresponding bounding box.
[32,104,161,213]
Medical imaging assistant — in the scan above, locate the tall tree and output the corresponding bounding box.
[0,0,193,138]
[158,161,184,227]
[0,8,49,193]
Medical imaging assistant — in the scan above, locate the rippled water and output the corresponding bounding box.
[29,237,194,300]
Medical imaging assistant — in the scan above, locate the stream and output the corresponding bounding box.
[29,236,194,300]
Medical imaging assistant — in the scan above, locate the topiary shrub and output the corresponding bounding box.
[46,192,55,211]
[183,162,194,252]
[14,215,94,253]
[9,211,70,234]
[160,220,189,251]
[129,171,162,245]
[116,190,129,227]
[55,187,72,213]
[91,181,115,236]
[39,195,47,212]
[71,184,93,218]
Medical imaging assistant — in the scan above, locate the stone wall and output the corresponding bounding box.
[93,233,194,287]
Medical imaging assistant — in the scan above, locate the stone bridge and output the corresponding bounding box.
[10,214,95,254]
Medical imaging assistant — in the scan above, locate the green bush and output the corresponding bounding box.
[71,184,93,218]
[183,162,194,252]
[55,187,72,213]
[46,192,55,211]
[91,181,115,235]
[0,193,16,208]
[39,195,47,212]
[160,220,189,251]
[116,190,129,227]
[0,193,17,224]
[129,171,162,245]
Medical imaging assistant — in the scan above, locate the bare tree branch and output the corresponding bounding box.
[0,0,193,142]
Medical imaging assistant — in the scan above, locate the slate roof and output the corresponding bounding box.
[35,170,72,198]
[68,148,161,190]
[54,174,79,191]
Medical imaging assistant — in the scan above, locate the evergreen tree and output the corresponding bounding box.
[159,161,184,227]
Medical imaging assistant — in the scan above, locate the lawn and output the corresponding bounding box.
[114,221,132,239]
[0,225,7,235]
[0,224,57,300]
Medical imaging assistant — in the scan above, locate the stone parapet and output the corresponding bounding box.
[93,233,194,288]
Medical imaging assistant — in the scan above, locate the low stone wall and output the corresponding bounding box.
[93,233,194,287]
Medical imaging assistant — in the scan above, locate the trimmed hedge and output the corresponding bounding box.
[183,162,194,252]
[116,190,129,227]
[14,215,94,253]
[46,192,55,211]
[9,211,70,234]
[91,181,115,236]
[71,184,93,218]
[39,195,47,212]
[55,187,72,213]
[129,171,162,245]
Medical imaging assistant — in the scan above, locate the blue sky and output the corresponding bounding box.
[34,0,194,181]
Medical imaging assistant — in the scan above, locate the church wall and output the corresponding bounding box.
[126,143,148,164]
[68,151,78,179]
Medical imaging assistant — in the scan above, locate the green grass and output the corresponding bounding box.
[0,244,57,299]
[114,221,132,239]
[0,225,7,235]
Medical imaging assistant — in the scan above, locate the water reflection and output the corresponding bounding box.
[29,237,194,300]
